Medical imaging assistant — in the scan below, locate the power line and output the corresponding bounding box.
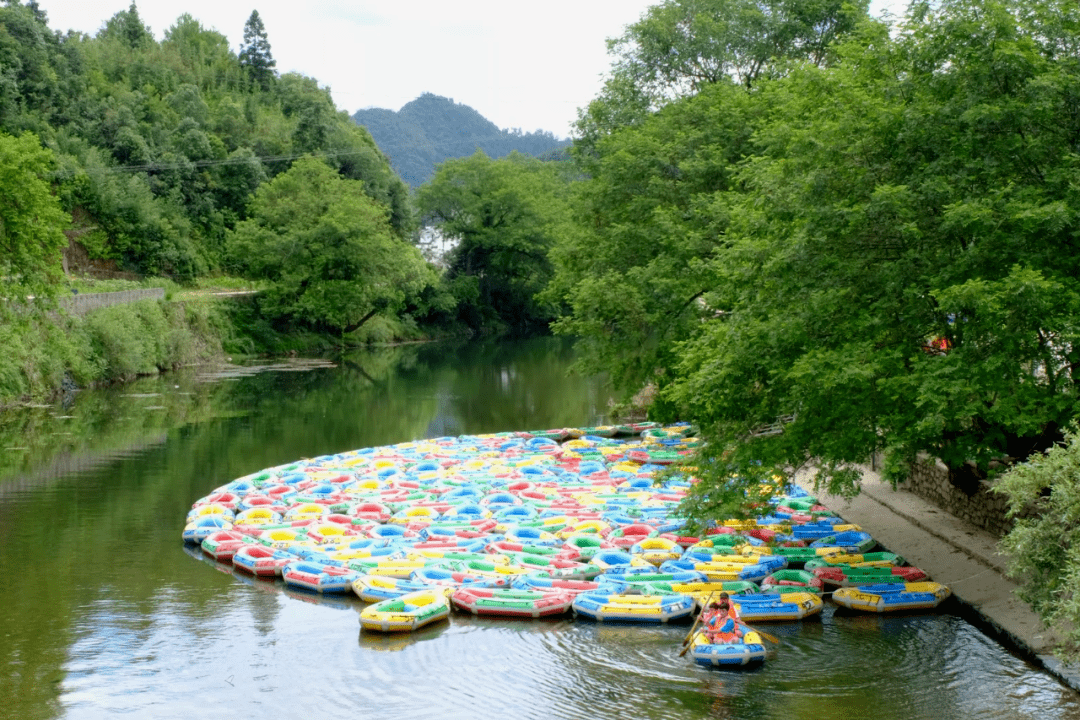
[49,147,381,178]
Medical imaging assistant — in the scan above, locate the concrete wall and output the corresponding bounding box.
[58,288,165,315]
[900,457,1037,538]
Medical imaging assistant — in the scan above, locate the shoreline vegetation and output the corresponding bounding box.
[0,283,462,411]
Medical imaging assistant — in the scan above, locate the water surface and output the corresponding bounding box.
[1,338,1076,720]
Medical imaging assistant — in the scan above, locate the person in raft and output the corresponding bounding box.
[703,592,744,645]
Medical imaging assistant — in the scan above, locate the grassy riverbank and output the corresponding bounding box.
[0,286,453,409]
[0,299,227,409]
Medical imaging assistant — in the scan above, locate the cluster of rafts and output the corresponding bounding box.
[182,422,952,669]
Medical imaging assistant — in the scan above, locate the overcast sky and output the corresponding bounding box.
[35,0,909,138]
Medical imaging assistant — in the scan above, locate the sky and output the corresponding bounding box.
[35,0,909,139]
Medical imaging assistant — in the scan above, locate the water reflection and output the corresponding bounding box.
[2,338,1079,720]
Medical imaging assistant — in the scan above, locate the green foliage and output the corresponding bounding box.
[613,0,867,96]
[0,4,415,292]
[552,0,1080,526]
[574,0,869,154]
[550,80,767,390]
[668,0,1080,494]
[225,156,435,334]
[353,94,570,187]
[418,151,575,335]
[0,315,87,401]
[994,428,1080,658]
[99,3,154,50]
[0,130,68,307]
[0,298,224,405]
[239,10,275,92]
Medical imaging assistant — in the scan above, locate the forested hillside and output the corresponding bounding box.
[0,3,412,280]
[352,93,570,187]
[0,2,453,342]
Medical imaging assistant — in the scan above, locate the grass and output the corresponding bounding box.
[0,299,226,408]
[2,274,446,406]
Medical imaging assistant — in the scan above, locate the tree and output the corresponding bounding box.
[163,14,241,94]
[225,156,434,334]
[0,131,68,309]
[550,0,1080,529]
[238,10,275,92]
[550,79,768,393]
[417,151,574,335]
[661,0,1080,519]
[100,3,153,49]
[555,0,872,394]
[575,0,868,154]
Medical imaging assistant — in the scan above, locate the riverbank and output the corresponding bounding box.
[0,287,463,410]
[0,297,228,410]
[796,465,1080,693]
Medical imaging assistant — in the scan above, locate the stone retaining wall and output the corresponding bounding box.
[899,457,1036,538]
[58,288,165,315]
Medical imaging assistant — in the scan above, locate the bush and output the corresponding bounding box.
[0,299,226,406]
[994,427,1080,659]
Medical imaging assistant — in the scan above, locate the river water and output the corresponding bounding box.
[1,338,1077,720]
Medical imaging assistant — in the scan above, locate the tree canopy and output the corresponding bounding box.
[225,156,434,334]
[0,131,68,307]
[239,10,275,92]
[551,0,1080,517]
[417,151,576,335]
[0,1,413,289]
[574,0,869,154]
[671,0,1080,503]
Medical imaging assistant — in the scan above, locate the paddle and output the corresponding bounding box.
[738,621,780,645]
[677,591,716,657]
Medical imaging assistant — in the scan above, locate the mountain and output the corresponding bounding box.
[352,93,571,187]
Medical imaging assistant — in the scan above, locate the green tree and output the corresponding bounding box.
[550,79,768,393]
[162,14,240,94]
[575,0,868,154]
[225,156,434,334]
[418,151,574,335]
[0,1,86,131]
[660,0,1080,518]
[238,10,275,92]
[99,3,153,50]
[994,428,1080,659]
[0,131,68,308]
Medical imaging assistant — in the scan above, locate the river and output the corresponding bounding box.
[1,338,1077,720]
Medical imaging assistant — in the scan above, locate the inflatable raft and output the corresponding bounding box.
[232,544,295,577]
[687,630,768,667]
[359,588,451,632]
[812,564,929,588]
[352,574,429,603]
[831,582,952,613]
[732,592,824,621]
[572,592,696,623]
[281,560,358,594]
[760,569,825,595]
[450,587,574,618]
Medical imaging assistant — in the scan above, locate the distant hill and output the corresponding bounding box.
[352,93,571,187]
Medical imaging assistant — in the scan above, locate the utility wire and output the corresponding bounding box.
[49,147,380,178]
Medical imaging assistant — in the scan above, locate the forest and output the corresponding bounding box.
[4,0,1080,653]
[1,3,429,327]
